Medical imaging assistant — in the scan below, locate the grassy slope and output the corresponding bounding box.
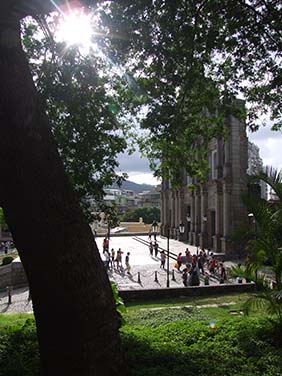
[0,294,281,375]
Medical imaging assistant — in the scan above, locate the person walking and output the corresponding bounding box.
[149,241,154,256]
[154,242,159,258]
[124,252,131,275]
[160,251,166,269]
[110,248,115,269]
[182,268,188,287]
[198,250,205,274]
[177,253,182,271]
[115,248,123,271]
[185,248,190,263]
[219,262,227,283]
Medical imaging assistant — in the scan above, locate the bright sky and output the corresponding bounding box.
[118,124,282,186]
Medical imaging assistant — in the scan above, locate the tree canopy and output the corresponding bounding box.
[121,206,160,224]
[22,16,129,219]
[94,0,282,184]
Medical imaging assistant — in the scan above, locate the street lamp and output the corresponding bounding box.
[202,215,207,251]
[248,213,257,238]
[179,222,185,240]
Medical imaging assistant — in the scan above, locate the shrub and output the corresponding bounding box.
[1,256,14,266]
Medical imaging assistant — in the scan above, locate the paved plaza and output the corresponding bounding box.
[0,235,237,313]
[96,235,235,290]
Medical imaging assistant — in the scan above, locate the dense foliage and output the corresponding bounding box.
[22,17,128,219]
[121,207,160,224]
[1,307,282,376]
[95,1,281,185]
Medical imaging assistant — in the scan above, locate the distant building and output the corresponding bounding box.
[247,141,268,199]
[161,100,248,256]
[102,187,160,214]
[139,188,161,208]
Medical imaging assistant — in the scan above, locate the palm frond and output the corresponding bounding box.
[253,166,282,202]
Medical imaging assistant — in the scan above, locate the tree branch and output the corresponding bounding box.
[0,0,104,21]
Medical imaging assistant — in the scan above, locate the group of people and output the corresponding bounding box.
[149,241,159,258]
[101,238,131,275]
[0,241,11,254]
[177,248,227,287]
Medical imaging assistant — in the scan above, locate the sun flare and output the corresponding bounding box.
[56,10,93,50]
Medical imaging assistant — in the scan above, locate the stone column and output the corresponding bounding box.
[194,187,201,246]
[190,193,195,244]
[200,184,208,250]
[213,182,223,252]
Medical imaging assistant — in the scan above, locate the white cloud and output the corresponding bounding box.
[117,150,159,184]
[117,124,282,185]
[248,125,282,170]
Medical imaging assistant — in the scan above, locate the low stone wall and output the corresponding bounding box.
[119,283,256,303]
[11,261,28,287]
[0,264,12,289]
[0,260,28,290]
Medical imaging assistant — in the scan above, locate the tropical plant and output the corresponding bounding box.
[232,166,282,327]
[243,167,282,288]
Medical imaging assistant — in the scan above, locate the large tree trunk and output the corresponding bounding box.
[0,13,126,376]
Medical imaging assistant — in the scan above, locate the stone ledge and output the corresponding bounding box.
[119,283,255,303]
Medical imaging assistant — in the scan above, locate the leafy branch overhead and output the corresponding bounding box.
[96,0,281,185]
[22,17,128,218]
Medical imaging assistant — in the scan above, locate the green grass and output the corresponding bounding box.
[0,294,281,375]
[0,313,33,330]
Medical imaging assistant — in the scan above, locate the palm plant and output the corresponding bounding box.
[234,166,282,326]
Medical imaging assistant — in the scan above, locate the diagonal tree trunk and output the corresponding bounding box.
[0,10,126,376]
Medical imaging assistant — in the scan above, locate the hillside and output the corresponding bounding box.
[111,180,156,193]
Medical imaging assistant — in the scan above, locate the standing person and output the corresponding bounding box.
[160,251,166,269]
[185,248,190,263]
[177,253,182,271]
[103,238,109,253]
[191,254,197,267]
[104,250,110,271]
[115,248,123,271]
[110,248,115,269]
[219,262,227,283]
[124,252,131,275]
[209,256,216,274]
[149,241,154,256]
[182,268,188,287]
[189,264,200,286]
[154,242,159,258]
[198,251,205,274]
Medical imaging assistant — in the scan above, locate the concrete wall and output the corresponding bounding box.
[119,283,255,303]
[0,260,28,290]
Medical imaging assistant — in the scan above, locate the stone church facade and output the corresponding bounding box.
[161,102,248,256]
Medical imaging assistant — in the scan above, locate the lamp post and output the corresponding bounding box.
[248,212,258,239]
[186,214,191,242]
[248,212,258,278]
[166,225,170,288]
[179,222,185,240]
[203,215,207,251]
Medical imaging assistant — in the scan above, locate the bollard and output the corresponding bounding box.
[7,286,12,305]
[154,271,158,283]
[137,272,141,284]
[171,269,176,281]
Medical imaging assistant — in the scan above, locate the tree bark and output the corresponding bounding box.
[0,12,126,376]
